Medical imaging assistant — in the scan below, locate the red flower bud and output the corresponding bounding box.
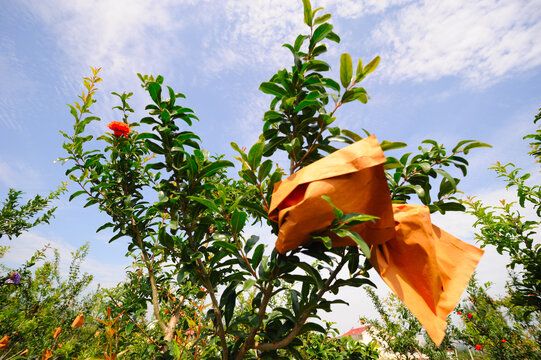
[467,313,473,319]
[457,311,462,315]
[475,344,482,351]
[501,339,507,343]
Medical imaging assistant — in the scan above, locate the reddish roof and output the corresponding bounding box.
[341,326,367,337]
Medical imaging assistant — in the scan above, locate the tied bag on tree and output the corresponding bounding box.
[268,135,484,346]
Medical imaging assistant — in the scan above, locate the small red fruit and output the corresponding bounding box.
[467,313,473,319]
[501,339,507,343]
[457,311,462,315]
[475,344,482,351]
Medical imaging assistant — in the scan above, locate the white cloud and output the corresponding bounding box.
[1,231,127,288]
[19,0,203,135]
[371,0,541,86]
[320,0,411,18]
[22,0,188,78]
[201,0,305,75]
[0,36,40,131]
[0,159,43,189]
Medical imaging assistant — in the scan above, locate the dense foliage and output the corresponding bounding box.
[359,288,453,360]
[464,107,541,313]
[464,109,541,314]
[0,185,66,241]
[454,277,540,360]
[53,1,489,359]
[1,1,502,359]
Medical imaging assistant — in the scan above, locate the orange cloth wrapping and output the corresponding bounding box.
[268,135,484,346]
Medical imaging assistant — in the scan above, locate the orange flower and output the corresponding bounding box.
[71,313,84,328]
[94,330,100,338]
[0,334,9,350]
[42,349,53,360]
[58,343,63,348]
[18,349,29,356]
[107,121,130,138]
[53,327,62,339]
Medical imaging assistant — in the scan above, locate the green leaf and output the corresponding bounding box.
[340,53,353,88]
[434,168,456,189]
[463,141,492,154]
[245,235,259,253]
[69,190,86,202]
[214,240,237,253]
[452,140,476,153]
[380,140,407,151]
[148,82,162,105]
[259,82,286,97]
[240,169,258,185]
[311,23,333,44]
[321,195,343,219]
[334,229,371,259]
[290,290,300,315]
[248,142,265,169]
[167,86,176,106]
[363,56,380,75]
[313,13,331,25]
[251,244,264,268]
[341,87,367,104]
[187,196,220,213]
[320,78,340,92]
[340,213,379,226]
[326,31,340,43]
[243,279,256,291]
[341,129,363,142]
[294,99,319,113]
[405,184,426,200]
[438,202,466,212]
[231,141,248,161]
[302,0,312,26]
[145,140,165,155]
[199,160,234,178]
[298,262,324,288]
[125,322,134,335]
[258,159,273,181]
[299,322,327,335]
[294,34,309,51]
[230,210,247,234]
[313,235,333,249]
[355,58,363,80]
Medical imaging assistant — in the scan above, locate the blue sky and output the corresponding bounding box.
[1,0,541,333]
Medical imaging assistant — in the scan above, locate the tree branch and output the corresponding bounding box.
[195,258,229,360]
[131,219,167,333]
[254,255,349,352]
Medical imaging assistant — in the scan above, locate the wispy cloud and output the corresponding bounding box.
[1,231,128,288]
[0,159,43,189]
[0,36,39,131]
[320,0,412,18]
[201,0,305,75]
[20,0,204,134]
[370,0,541,86]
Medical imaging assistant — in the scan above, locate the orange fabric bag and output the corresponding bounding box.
[268,135,484,345]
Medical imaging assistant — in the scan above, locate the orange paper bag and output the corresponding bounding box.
[268,135,484,346]
[373,204,484,345]
[269,135,396,253]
